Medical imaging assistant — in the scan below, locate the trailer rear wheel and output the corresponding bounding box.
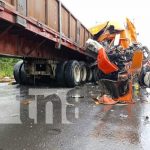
[20,63,30,85]
[65,60,81,87]
[92,67,100,82]
[13,60,23,84]
[14,61,33,85]
[79,62,87,84]
[55,61,67,86]
[86,67,93,82]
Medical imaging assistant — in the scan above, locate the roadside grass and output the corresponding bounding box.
[0,58,21,78]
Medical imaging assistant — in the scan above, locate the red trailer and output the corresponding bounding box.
[0,0,98,87]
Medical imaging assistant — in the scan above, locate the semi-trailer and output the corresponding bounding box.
[0,0,99,87]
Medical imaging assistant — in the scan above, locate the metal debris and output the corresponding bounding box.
[119,114,128,118]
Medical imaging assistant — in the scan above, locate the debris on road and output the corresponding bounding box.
[92,95,118,105]
[119,114,128,118]
[21,100,32,105]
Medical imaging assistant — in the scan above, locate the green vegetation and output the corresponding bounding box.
[0,58,21,78]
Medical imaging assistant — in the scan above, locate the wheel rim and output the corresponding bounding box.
[81,66,87,82]
[73,65,81,82]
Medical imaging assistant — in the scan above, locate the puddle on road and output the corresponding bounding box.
[67,84,103,100]
[89,86,150,149]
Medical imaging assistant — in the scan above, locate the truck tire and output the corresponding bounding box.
[55,61,67,86]
[14,61,33,85]
[79,62,87,84]
[21,63,35,85]
[65,60,81,87]
[86,67,93,82]
[92,67,100,83]
[13,60,23,84]
[20,63,29,85]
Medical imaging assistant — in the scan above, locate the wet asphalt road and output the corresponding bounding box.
[0,83,150,150]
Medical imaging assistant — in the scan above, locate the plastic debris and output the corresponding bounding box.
[92,95,118,105]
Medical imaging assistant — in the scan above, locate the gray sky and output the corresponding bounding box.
[61,0,150,47]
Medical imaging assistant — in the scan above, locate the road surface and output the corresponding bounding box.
[0,83,150,150]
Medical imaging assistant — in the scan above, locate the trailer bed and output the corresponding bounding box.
[0,0,95,61]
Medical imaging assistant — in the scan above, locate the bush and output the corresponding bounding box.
[0,58,21,78]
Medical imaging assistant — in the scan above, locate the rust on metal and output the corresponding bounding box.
[27,0,46,23]
[80,25,85,47]
[70,15,77,42]
[0,0,94,60]
[47,0,59,32]
[61,6,69,37]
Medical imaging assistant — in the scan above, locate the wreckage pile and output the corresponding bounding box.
[86,18,150,103]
